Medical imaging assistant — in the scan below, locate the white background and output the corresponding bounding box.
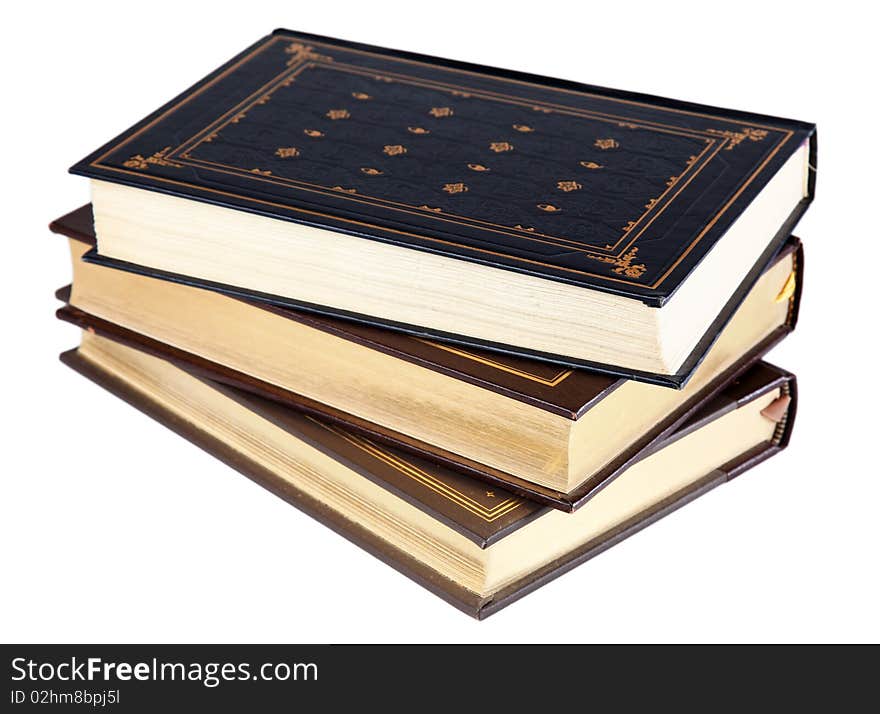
[2,1,877,644]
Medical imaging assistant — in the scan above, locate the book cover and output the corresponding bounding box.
[70,29,815,305]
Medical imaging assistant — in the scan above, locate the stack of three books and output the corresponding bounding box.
[55,30,815,618]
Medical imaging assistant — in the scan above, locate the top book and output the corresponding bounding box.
[71,29,816,386]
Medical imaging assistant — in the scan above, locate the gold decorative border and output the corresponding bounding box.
[309,417,523,522]
[89,35,795,289]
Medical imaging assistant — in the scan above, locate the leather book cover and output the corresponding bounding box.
[70,29,815,306]
[59,346,797,619]
[54,219,801,510]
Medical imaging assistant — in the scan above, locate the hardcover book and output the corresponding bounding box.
[70,29,816,385]
[62,333,796,619]
[53,206,802,509]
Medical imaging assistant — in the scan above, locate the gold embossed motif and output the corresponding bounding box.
[303,129,324,137]
[443,183,468,194]
[579,161,603,170]
[537,204,560,212]
[556,180,582,192]
[594,138,619,150]
[123,147,182,171]
[285,43,334,64]
[360,167,383,175]
[352,92,371,100]
[706,126,769,150]
[326,109,350,120]
[383,145,407,156]
[512,124,534,132]
[408,127,430,135]
[429,107,454,118]
[275,147,300,158]
[489,142,513,153]
[467,164,490,172]
[592,247,646,279]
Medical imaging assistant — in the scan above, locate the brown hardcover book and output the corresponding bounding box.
[61,331,797,619]
[52,205,802,510]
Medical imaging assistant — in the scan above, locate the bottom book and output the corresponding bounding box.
[61,331,797,619]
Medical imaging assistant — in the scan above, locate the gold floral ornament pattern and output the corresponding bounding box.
[442,183,468,194]
[351,92,371,100]
[489,142,514,153]
[303,129,324,137]
[514,225,536,232]
[123,147,182,171]
[275,147,300,158]
[383,145,407,156]
[537,204,560,212]
[361,167,383,175]
[429,107,454,118]
[408,127,430,135]
[594,138,619,150]
[512,124,534,133]
[579,161,603,170]
[419,205,443,212]
[331,186,357,193]
[557,181,582,192]
[592,247,646,279]
[706,127,769,150]
[285,43,334,65]
[467,164,490,172]
[326,109,350,120]
[250,168,272,176]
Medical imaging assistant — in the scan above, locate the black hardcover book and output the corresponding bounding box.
[71,29,816,386]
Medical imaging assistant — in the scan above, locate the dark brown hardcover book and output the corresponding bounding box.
[52,205,802,510]
[69,29,816,385]
[61,334,796,619]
